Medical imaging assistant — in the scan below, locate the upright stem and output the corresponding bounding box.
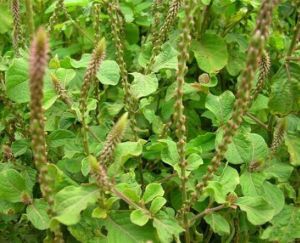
[174,0,195,241]
[25,0,35,36]
[287,14,300,57]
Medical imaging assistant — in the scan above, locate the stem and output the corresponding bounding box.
[199,1,213,38]
[112,188,151,216]
[287,15,300,58]
[24,0,35,36]
[189,204,226,225]
[246,112,269,131]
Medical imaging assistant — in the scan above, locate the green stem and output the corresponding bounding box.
[287,14,300,58]
[25,0,34,36]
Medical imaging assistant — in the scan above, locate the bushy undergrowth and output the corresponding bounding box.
[0,0,300,242]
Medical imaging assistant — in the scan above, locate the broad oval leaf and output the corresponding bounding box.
[192,34,228,73]
[54,185,99,225]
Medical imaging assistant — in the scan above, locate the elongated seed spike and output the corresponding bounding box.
[29,28,64,242]
[98,112,128,166]
[30,28,48,87]
[252,51,271,100]
[271,118,286,153]
[80,37,106,155]
[89,155,113,191]
[182,0,280,214]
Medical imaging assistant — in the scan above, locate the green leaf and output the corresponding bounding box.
[54,185,99,225]
[12,139,30,157]
[226,50,246,76]
[51,68,76,87]
[106,211,157,242]
[69,54,91,68]
[236,196,274,225]
[26,199,50,230]
[285,133,300,166]
[192,34,228,73]
[224,132,268,164]
[96,60,120,86]
[46,0,89,13]
[115,183,142,203]
[264,158,293,182]
[130,209,150,226]
[269,63,300,115]
[152,43,178,72]
[153,211,184,243]
[261,205,300,243]
[215,166,240,194]
[204,213,230,236]
[150,197,167,214]
[186,132,215,154]
[158,139,179,166]
[108,141,143,174]
[0,169,29,203]
[130,72,158,98]
[47,129,75,148]
[262,182,284,215]
[143,183,164,203]
[204,91,235,126]
[0,5,12,34]
[5,58,58,107]
[186,153,203,171]
[240,171,266,196]
[5,58,30,103]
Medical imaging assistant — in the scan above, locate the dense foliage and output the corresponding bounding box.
[0,0,300,242]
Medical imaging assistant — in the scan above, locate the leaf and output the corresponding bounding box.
[47,129,76,148]
[0,5,12,34]
[12,139,30,157]
[26,199,50,230]
[130,209,150,226]
[0,169,29,203]
[5,58,58,107]
[105,211,157,242]
[204,91,235,126]
[5,58,30,103]
[240,171,266,196]
[204,213,230,236]
[285,133,300,166]
[150,197,167,214]
[52,68,76,87]
[46,0,89,13]
[269,63,300,115]
[96,60,120,85]
[130,72,158,98]
[152,43,178,72]
[264,158,293,182]
[186,153,203,171]
[236,196,274,225]
[224,132,268,164]
[186,132,215,154]
[226,49,246,76]
[192,34,228,73]
[54,185,99,225]
[261,205,300,243]
[215,166,240,194]
[143,183,164,204]
[262,182,284,215]
[158,139,179,166]
[108,141,143,174]
[153,211,184,243]
[69,54,91,68]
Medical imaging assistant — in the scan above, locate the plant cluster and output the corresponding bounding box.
[0,0,300,242]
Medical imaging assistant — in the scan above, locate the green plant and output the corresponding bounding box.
[0,0,300,242]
